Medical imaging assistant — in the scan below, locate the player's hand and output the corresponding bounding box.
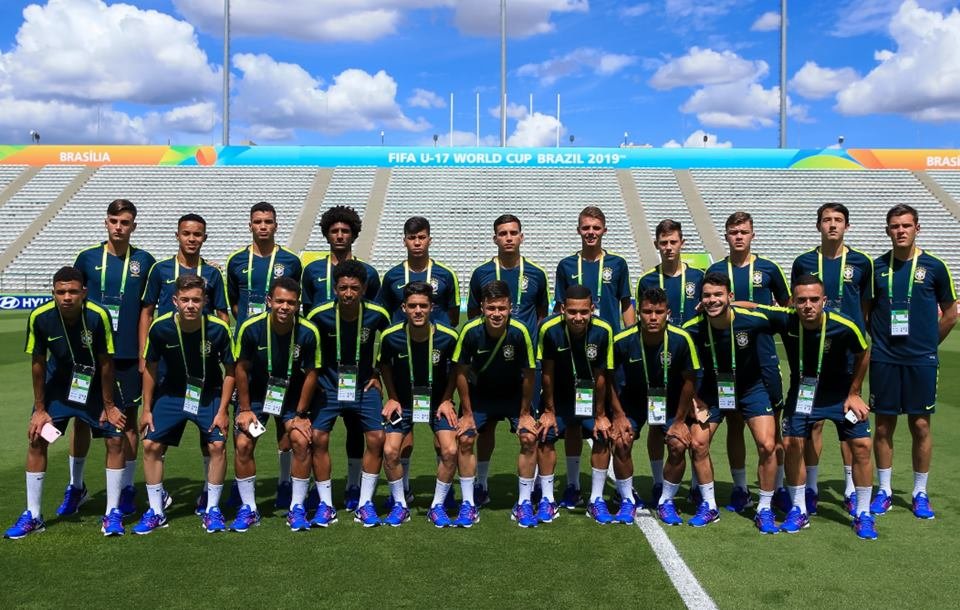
[235,409,257,433]
[611,415,634,448]
[28,410,53,442]
[592,414,612,441]
[537,410,558,442]
[517,413,538,437]
[666,420,691,448]
[210,410,230,437]
[844,394,870,422]
[286,416,313,445]
[381,399,402,422]
[139,411,155,436]
[456,412,476,437]
[101,404,126,429]
[365,377,382,393]
[436,400,458,427]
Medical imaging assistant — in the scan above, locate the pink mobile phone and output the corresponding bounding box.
[40,422,62,444]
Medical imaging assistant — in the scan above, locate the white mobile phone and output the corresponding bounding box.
[248,419,266,438]
[41,422,62,444]
[844,410,860,424]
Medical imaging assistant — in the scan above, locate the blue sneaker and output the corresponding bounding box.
[310,502,338,528]
[773,487,792,514]
[4,510,45,540]
[688,502,720,528]
[870,490,892,515]
[194,490,208,516]
[118,485,137,516]
[805,488,819,515]
[535,498,559,523]
[614,499,636,525]
[275,481,292,509]
[587,499,614,525]
[132,509,168,535]
[559,484,582,510]
[454,501,479,528]
[725,486,753,513]
[443,486,458,512]
[853,512,878,540]
[56,484,88,517]
[305,484,320,512]
[844,492,857,517]
[344,485,361,512]
[383,503,411,527]
[287,504,310,531]
[754,508,779,535]
[229,505,261,532]
[657,500,683,526]
[226,480,242,508]
[101,508,125,537]
[355,501,381,527]
[474,484,490,508]
[912,492,935,520]
[650,483,663,507]
[202,507,227,533]
[428,505,453,528]
[512,500,538,528]
[779,507,810,533]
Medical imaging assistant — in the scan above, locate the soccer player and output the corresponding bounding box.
[304,260,391,528]
[5,267,124,539]
[467,214,549,506]
[610,288,704,527]
[536,285,615,525]
[232,277,321,532]
[682,272,782,534]
[134,275,234,534]
[636,219,705,504]
[706,211,790,513]
[869,204,956,519]
[748,275,876,538]
[791,202,873,514]
[454,280,537,527]
[66,199,155,519]
[301,205,381,510]
[379,282,460,527]
[226,201,303,509]
[552,206,633,509]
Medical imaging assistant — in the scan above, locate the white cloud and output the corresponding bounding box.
[649,47,767,90]
[232,53,430,136]
[750,11,780,31]
[408,88,447,109]
[836,1,960,121]
[506,111,563,146]
[680,81,807,129]
[517,48,637,85]
[620,4,652,18]
[790,61,859,100]
[831,0,954,37]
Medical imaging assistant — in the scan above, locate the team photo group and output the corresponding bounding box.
[6,196,956,542]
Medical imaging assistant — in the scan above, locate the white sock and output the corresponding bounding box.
[650,460,664,486]
[790,485,807,515]
[843,466,855,496]
[26,471,45,517]
[659,480,680,506]
[539,474,555,503]
[878,467,892,494]
[432,480,452,508]
[317,480,333,507]
[856,486,872,516]
[359,471,378,506]
[699,482,717,510]
[237,475,257,511]
[122,460,137,489]
[347,459,362,489]
[775,464,785,489]
[913,471,929,497]
[477,461,491,490]
[105,468,123,513]
[278,451,292,485]
[202,456,211,492]
[460,476,476,505]
[389,478,407,507]
[291,477,309,509]
[758,489,774,511]
[518,476,535,503]
[146,483,165,515]
[805,465,819,493]
[69,455,86,488]
[590,468,606,503]
[565,456,581,490]
[206,483,223,511]
[400,458,411,491]
[616,477,633,502]
[731,468,748,491]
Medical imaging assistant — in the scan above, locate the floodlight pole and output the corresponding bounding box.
[223,0,230,146]
[779,0,786,148]
[500,0,507,147]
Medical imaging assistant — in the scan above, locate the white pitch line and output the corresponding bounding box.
[635,509,718,610]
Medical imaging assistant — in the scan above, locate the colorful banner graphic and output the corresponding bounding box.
[0,295,53,310]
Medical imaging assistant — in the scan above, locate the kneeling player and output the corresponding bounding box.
[380,282,460,527]
[135,275,235,534]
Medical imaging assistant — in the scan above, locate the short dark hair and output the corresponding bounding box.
[493,214,522,233]
[403,216,431,235]
[178,213,206,230]
[578,206,605,226]
[175,274,206,293]
[106,199,137,218]
[702,271,731,291]
[480,279,511,303]
[655,219,683,240]
[817,202,849,225]
[320,205,362,239]
[403,280,433,302]
[639,287,668,307]
[886,203,919,225]
[250,201,276,219]
[270,276,301,297]
[333,259,367,285]
[725,211,753,230]
[793,273,824,290]
[564,284,593,302]
[53,266,84,287]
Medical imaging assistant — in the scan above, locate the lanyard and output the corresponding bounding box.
[478,324,509,373]
[58,306,95,366]
[404,260,433,287]
[659,263,686,318]
[707,312,736,374]
[100,245,130,298]
[174,255,203,281]
[494,257,524,308]
[727,256,754,301]
[577,251,604,300]
[248,245,278,297]
[564,322,595,383]
[174,313,205,381]
[267,315,296,379]
[798,314,828,378]
[818,246,847,304]
[405,323,434,388]
[639,331,669,389]
[335,303,364,366]
[888,249,920,303]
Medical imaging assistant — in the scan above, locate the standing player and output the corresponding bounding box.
[5,267,124,539]
[226,201,302,509]
[636,219,705,503]
[869,204,956,519]
[791,203,873,514]
[454,280,537,527]
[304,260,391,528]
[134,275,234,534]
[552,206,633,510]
[706,211,790,513]
[65,199,155,519]
[301,205,380,510]
[379,282,460,527]
[231,277,321,532]
[536,285,615,525]
[467,215,549,506]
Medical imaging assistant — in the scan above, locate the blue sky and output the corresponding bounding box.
[0,0,957,148]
